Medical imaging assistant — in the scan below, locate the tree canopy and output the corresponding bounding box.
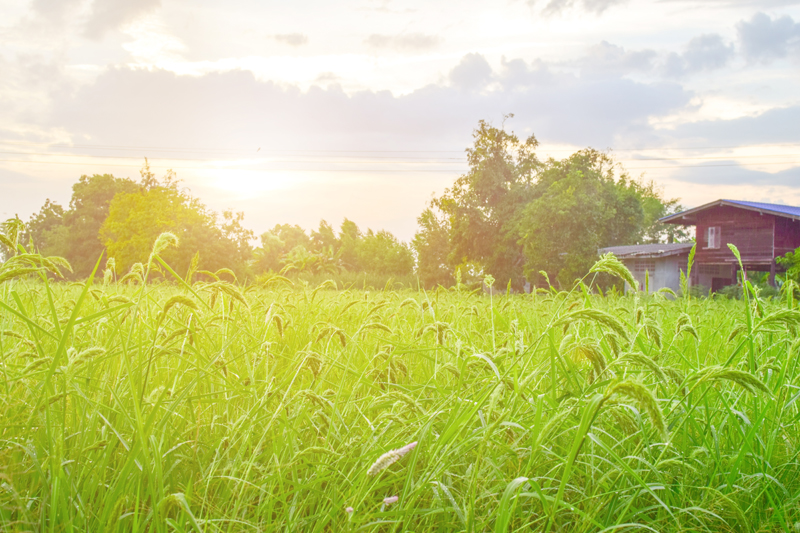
[414,119,684,289]
[100,170,253,277]
[26,174,140,278]
[252,219,413,278]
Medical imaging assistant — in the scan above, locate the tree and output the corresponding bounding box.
[418,119,684,290]
[413,208,452,288]
[338,218,362,271]
[220,209,255,269]
[26,175,140,278]
[252,224,311,273]
[101,175,250,277]
[310,220,338,253]
[518,151,633,285]
[63,174,141,277]
[26,199,69,258]
[428,117,541,289]
[357,229,414,276]
[637,182,688,244]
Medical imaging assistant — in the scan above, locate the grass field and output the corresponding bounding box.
[2,242,800,532]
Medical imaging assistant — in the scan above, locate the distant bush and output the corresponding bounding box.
[716,283,780,300]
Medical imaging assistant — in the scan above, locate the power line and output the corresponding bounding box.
[1,138,798,155]
[0,151,466,163]
[1,150,800,165]
[0,158,797,172]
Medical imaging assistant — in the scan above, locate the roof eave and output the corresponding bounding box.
[660,199,800,224]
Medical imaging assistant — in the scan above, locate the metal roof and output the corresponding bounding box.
[660,199,800,224]
[599,242,694,259]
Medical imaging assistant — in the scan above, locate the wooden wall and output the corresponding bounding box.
[774,217,800,257]
[694,206,776,266]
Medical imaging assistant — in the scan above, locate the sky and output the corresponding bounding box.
[1,0,799,241]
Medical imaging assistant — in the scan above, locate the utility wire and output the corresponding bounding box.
[0,139,798,155]
[0,150,799,164]
[0,158,797,171]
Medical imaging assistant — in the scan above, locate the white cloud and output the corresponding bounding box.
[448,53,493,91]
[662,33,735,78]
[530,0,627,16]
[364,33,441,52]
[84,0,161,40]
[274,33,309,47]
[575,41,656,78]
[737,11,800,63]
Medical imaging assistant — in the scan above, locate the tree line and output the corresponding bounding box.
[16,162,414,283]
[6,119,686,288]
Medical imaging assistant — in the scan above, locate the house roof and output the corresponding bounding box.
[660,199,800,225]
[599,242,694,259]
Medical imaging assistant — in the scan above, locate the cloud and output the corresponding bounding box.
[273,33,309,46]
[42,57,690,152]
[670,163,800,187]
[531,0,627,16]
[663,33,734,77]
[574,41,656,78]
[84,0,161,40]
[448,53,493,91]
[499,57,556,87]
[668,105,800,145]
[29,0,82,25]
[363,33,441,52]
[737,11,800,62]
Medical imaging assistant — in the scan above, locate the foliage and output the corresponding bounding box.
[520,150,650,287]
[26,174,140,278]
[0,247,796,531]
[412,208,453,288]
[777,246,800,281]
[356,229,414,276]
[417,119,684,290]
[100,172,252,277]
[429,116,540,290]
[253,219,413,279]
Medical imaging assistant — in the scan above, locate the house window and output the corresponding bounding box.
[707,226,721,249]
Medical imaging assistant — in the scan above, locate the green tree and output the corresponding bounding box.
[310,220,338,253]
[338,219,362,271]
[519,150,650,286]
[26,175,140,277]
[357,229,414,276]
[63,174,141,277]
[419,119,683,290]
[252,224,310,273]
[429,117,541,289]
[637,180,687,244]
[26,199,69,258]
[412,208,452,288]
[101,178,250,277]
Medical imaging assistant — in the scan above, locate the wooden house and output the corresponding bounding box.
[601,200,800,293]
[661,200,800,290]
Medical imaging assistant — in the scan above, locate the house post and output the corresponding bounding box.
[769,260,776,287]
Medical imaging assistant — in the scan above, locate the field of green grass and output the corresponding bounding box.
[2,242,800,532]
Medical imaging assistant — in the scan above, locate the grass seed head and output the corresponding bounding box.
[605,380,667,440]
[367,441,417,476]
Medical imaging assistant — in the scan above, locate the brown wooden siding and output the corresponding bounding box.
[774,217,800,258]
[694,206,775,265]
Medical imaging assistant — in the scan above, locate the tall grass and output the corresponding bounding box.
[1,242,798,531]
